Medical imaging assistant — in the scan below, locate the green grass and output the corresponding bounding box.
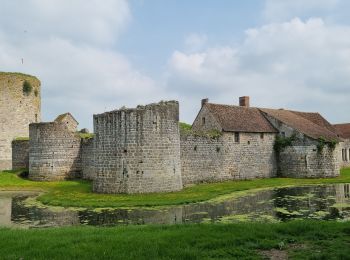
[1,168,350,209]
[13,137,29,141]
[179,122,222,138]
[0,72,40,83]
[77,132,94,139]
[0,221,349,259]
[179,122,192,131]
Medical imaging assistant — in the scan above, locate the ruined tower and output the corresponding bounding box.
[0,72,41,170]
[93,101,183,194]
[29,113,82,181]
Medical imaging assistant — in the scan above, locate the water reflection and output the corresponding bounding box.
[1,183,350,228]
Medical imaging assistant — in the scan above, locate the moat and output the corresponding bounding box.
[1,183,349,228]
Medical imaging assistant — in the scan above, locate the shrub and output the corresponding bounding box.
[22,80,32,95]
[274,134,297,153]
[317,137,338,153]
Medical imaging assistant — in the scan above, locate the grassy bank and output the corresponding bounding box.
[0,221,349,259]
[0,169,350,208]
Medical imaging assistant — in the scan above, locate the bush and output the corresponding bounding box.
[317,137,338,153]
[23,80,32,95]
[274,134,297,153]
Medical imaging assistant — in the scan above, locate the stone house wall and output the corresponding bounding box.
[11,140,29,170]
[93,101,183,194]
[340,140,350,168]
[55,113,78,133]
[28,122,82,181]
[262,113,340,178]
[0,73,41,170]
[180,132,277,185]
[191,105,222,132]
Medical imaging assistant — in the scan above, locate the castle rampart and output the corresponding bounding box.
[92,101,182,194]
[11,139,29,170]
[81,137,95,180]
[0,72,41,170]
[180,132,277,185]
[262,112,340,178]
[28,122,82,181]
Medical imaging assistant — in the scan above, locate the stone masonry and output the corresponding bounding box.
[81,137,95,180]
[340,140,350,168]
[0,72,41,170]
[93,101,183,194]
[28,119,82,181]
[180,132,277,185]
[11,139,29,170]
[262,112,340,178]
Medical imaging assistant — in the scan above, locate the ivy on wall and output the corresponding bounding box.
[317,137,338,153]
[273,134,297,153]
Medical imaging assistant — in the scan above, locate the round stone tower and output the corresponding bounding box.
[93,101,183,194]
[0,72,41,170]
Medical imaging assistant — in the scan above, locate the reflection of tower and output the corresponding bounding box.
[334,184,350,220]
[344,184,350,199]
[335,184,346,205]
[0,197,12,226]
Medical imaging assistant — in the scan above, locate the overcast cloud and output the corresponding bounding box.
[168,17,350,123]
[0,1,349,129]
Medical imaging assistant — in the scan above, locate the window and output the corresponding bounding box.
[202,117,206,125]
[260,133,264,139]
[234,132,240,143]
[281,132,286,137]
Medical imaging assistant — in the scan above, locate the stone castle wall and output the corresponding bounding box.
[0,73,41,170]
[180,135,226,185]
[11,139,29,170]
[180,132,277,185]
[29,122,82,181]
[279,145,340,178]
[93,101,182,194]
[81,137,95,180]
[263,113,340,178]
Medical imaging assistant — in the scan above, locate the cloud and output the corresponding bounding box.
[0,0,130,45]
[263,0,339,22]
[167,18,350,124]
[184,33,208,52]
[0,0,164,129]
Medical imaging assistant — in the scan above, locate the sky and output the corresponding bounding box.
[1,0,350,130]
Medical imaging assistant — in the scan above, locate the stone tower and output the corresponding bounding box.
[0,72,41,170]
[29,114,81,181]
[93,101,183,194]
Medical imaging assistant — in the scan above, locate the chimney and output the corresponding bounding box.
[239,96,250,108]
[201,98,209,107]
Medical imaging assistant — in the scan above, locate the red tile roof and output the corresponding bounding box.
[333,123,350,139]
[260,108,340,141]
[290,111,338,134]
[204,103,278,133]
